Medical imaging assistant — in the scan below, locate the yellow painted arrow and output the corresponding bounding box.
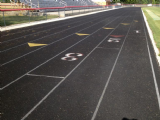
[103,27,114,29]
[121,23,130,25]
[76,33,90,36]
[28,43,47,47]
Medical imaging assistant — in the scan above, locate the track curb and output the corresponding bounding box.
[142,9,160,66]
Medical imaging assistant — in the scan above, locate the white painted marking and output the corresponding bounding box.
[108,38,121,42]
[20,13,129,120]
[135,30,141,33]
[142,17,160,110]
[1,16,120,90]
[91,13,136,120]
[96,47,119,50]
[1,15,119,66]
[61,53,83,61]
[26,74,64,79]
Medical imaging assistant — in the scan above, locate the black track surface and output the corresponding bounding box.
[1,7,160,120]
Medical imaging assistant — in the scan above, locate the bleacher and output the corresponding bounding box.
[20,0,97,8]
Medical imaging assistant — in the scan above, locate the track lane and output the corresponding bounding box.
[1,9,130,120]
[1,11,113,50]
[1,11,109,43]
[1,8,160,120]
[1,10,128,89]
[21,10,136,120]
[1,11,127,66]
[1,9,123,41]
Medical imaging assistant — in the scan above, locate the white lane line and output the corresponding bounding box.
[20,13,131,120]
[96,47,119,50]
[1,14,122,90]
[26,74,64,79]
[1,14,104,52]
[2,13,103,44]
[91,13,136,120]
[1,12,124,66]
[142,16,160,110]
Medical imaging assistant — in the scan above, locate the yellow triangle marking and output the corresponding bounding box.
[103,27,114,29]
[134,20,138,22]
[121,23,130,25]
[28,43,47,47]
[76,33,90,36]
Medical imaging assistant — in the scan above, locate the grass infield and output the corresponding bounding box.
[142,7,160,56]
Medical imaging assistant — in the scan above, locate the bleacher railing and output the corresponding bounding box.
[0,4,159,27]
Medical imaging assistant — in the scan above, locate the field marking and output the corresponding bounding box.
[96,47,119,50]
[26,74,64,79]
[76,33,90,36]
[1,12,124,66]
[21,13,131,120]
[142,15,160,110]
[28,43,47,47]
[103,27,114,29]
[1,14,105,52]
[1,14,122,90]
[91,13,136,120]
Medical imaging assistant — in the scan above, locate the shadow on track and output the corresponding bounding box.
[122,118,137,120]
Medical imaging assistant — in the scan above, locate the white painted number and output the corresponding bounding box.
[61,53,83,61]
[134,30,141,33]
[108,38,121,42]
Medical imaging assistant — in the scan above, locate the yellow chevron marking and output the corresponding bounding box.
[121,23,130,25]
[103,27,114,29]
[28,43,47,47]
[76,33,90,36]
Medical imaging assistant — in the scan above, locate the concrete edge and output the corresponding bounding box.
[0,7,123,31]
[141,9,160,66]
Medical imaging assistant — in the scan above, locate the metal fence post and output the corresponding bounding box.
[46,9,47,20]
[3,11,6,27]
[58,8,60,18]
[64,7,65,18]
[29,10,30,23]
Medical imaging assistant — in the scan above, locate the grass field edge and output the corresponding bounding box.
[141,8,160,66]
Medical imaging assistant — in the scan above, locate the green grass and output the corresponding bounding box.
[0,15,58,26]
[142,7,160,54]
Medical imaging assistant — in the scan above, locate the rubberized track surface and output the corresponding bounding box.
[1,7,160,120]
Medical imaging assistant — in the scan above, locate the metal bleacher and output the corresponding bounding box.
[20,0,97,8]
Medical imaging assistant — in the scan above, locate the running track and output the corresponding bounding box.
[1,7,160,120]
